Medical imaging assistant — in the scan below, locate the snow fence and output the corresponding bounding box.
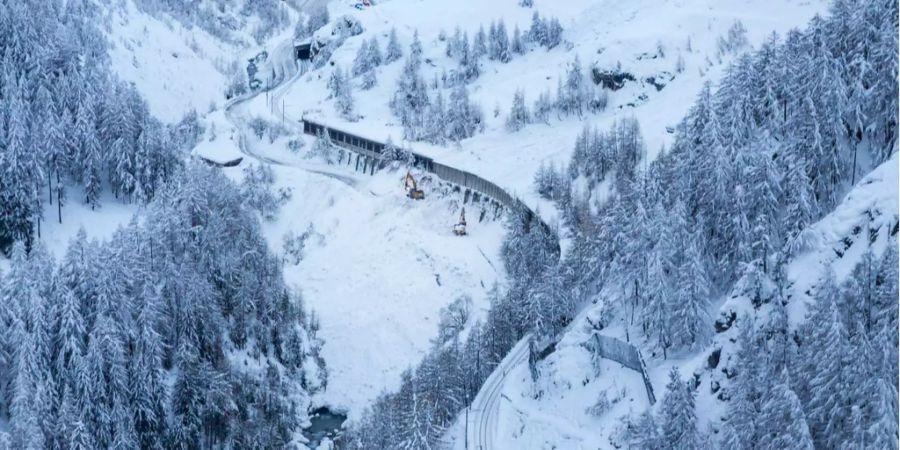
[585,333,657,404]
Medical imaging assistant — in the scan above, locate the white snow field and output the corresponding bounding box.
[280,0,831,229]
[226,128,508,419]
[32,0,850,443]
[219,59,509,419]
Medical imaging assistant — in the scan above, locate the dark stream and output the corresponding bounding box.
[303,407,347,448]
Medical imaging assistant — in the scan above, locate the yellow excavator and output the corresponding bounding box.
[453,207,467,236]
[405,171,425,200]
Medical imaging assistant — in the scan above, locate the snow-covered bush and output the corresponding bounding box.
[287,138,305,154]
[282,224,319,265]
[225,60,249,99]
[505,89,531,132]
[247,116,268,139]
[381,138,415,166]
[307,129,337,164]
[246,117,289,143]
[586,388,626,417]
[241,163,291,221]
[534,161,567,201]
[435,295,473,345]
[716,20,749,56]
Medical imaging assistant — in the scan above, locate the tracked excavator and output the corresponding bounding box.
[405,171,425,200]
[453,207,467,236]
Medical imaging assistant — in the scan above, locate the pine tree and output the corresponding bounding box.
[472,26,487,61]
[333,67,356,121]
[759,371,814,450]
[352,40,372,76]
[367,37,383,66]
[511,25,525,55]
[77,103,102,210]
[425,90,447,145]
[532,89,552,124]
[457,32,479,82]
[722,317,771,449]
[1,86,41,249]
[361,68,377,90]
[487,21,499,60]
[391,53,429,140]
[562,55,587,116]
[625,411,662,449]
[445,83,481,142]
[546,18,563,49]
[659,367,700,449]
[495,20,511,63]
[805,303,852,448]
[131,285,167,449]
[644,203,676,355]
[52,283,85,380]
[505,89,530,132]
[529,11,545,45]
[327,65,345,98]
[385,27,403,63]
[409,30,423,67]
[672,232,711,349]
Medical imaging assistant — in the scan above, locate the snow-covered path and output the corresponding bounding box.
[468,335,531,450]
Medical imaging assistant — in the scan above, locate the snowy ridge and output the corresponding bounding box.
[785,156,899,323]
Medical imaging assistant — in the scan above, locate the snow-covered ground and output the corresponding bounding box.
[28,0,853,440]
[222,93,508,418]
[281,0,830,229]
[218,0,833,431]
[448,154,896,450]
[23,0,510,423]
[104,0,234,122]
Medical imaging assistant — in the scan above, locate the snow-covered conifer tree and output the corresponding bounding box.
[505,89,530,132]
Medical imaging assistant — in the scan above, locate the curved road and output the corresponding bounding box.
[468,335,531,450]
[224,67,360,188]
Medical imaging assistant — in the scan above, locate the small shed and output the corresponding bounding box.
[192,139,244,168]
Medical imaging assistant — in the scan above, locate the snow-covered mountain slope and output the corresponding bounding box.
[102,0,233,122]
[210,84,509,420]
[784,158,900,322]
[217,0,834,430]
[46,0,868,441]
[30,0,312,253]
[455,154,897,450]
[280,0,829,225]
[43,0,510,425]
[97,0,311,122]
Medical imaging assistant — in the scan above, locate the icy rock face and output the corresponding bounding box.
[591,68,636,90]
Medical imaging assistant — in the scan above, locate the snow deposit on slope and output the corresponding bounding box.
[103,0,234,122]
[101,0,311,123]
[282,0,829,228]
[217,98,508,420]
[286,168,506,418]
